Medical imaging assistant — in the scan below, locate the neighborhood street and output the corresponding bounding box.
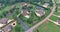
[26,0,56,32]
[17,17,30,31]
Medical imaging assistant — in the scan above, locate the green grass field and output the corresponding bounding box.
[54,0,59,4]
[54,12,60,15]
[49,16,59,21]
[34,21,60,32]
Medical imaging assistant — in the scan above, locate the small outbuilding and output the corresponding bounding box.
[43,3,49,8]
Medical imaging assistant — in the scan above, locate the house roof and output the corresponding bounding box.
[36,6,44,10]
[43,3,49,8]
[35,6,45,17]
[0,18,9,24]
[36,11,45,15]
[22,10,29,16]
[3,25,12,32]
[56,20,60,24]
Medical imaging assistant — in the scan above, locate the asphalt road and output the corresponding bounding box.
[17,17,30,31]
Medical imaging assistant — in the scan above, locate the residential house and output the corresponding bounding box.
[56,20,60,24]
[0,18,13,28]
[22,10,30,18]
[43,3,49,8]
[3,25,12,32]
[35,6,45,17]
[3,21,16,32]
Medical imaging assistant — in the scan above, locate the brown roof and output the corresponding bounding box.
[22,10,29,16]
[0,18,9,24]
[3,25,12,32]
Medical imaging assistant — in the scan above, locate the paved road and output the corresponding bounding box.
[17,17,30,31]
[26,0,56,32]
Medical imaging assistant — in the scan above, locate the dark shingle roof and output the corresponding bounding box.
[36,6,44,10]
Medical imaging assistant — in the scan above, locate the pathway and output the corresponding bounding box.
[48,19,60,25]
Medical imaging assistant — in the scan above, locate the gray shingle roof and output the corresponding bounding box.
[0,18,9,24]
[56,20,60,24]
[3,25,12,32]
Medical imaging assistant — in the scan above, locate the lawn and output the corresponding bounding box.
[34,21,60,32]
[54,0,58,4]
[54,12,60,15]
[0,6,9,15]
[10,21,25,32]
[49,16,59,21]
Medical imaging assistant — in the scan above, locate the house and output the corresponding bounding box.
[22,10,30,18]
[43,3,49,8]
[3,25,12,32]
[56,20,60,24]
[0,18,13,27]
[2,21,16,32]
[35,6,45,17]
